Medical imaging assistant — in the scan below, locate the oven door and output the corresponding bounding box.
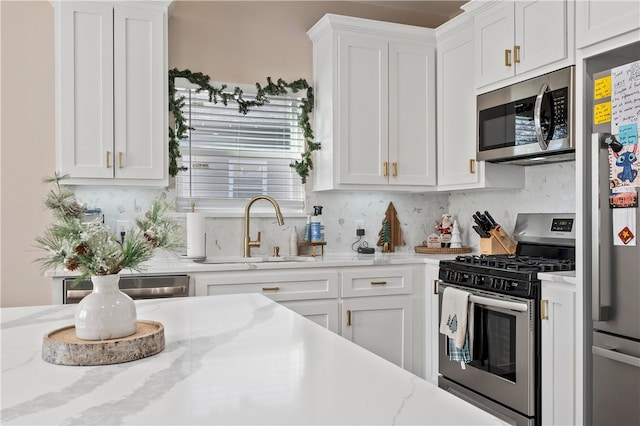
[438,282,536,418]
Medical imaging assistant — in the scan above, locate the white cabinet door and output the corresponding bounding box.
[424,264,440,385]
[514,0,571,75]
[113,5,165,180]
[58,2,114,179]
[281,299,339,333]
[576,0,640,49]
[389,42,436,186]
[56,2,167,185]
[437,18,524,190]
[541,281,576,426]
[342,295,412,371]
[308,14,436,191]
[475,1,573,89]
[338,34,389,186]
[475,2,515,87]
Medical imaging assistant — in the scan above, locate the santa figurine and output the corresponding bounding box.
[437,214,454,247]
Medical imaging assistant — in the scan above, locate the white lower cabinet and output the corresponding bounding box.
[192,263,424,377]
[540,280,576,426]
[342,296,412,370]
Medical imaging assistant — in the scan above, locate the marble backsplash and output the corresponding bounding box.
[73,161,575,257]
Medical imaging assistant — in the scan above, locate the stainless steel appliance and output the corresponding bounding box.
[585,43,640,426]
[477,66,574,165]
[63,275,190,303]
[438,213,576,426]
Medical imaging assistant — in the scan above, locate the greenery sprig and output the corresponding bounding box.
[168,68,320,183]
[35,173,182,282]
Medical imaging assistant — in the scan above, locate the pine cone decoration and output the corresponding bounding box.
[144,230,158,247]
[64,257,79,271]
[75,242,90,256]
[65,201,85,218]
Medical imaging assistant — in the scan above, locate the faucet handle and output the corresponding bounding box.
[273,246,280,257]
[248,231,262,249]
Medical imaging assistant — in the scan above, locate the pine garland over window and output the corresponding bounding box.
[168,68,320,184]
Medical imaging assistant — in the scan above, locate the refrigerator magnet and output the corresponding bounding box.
[612,208,637,246]
[609,186,638,208]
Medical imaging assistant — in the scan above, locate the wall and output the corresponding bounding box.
[0,1,55,307]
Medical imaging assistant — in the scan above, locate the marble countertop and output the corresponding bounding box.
[538,270,577,285]
[47,251,457,278]
[0,294,506,425]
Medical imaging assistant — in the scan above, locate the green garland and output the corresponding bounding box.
[168,68,320,184]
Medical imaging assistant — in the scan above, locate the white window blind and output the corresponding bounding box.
[175,82,305,211]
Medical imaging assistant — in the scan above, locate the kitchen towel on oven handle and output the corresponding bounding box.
[439,287,471,348]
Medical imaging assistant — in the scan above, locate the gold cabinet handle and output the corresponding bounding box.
[383,161,389,177]
[392,162,398,177]
[106,151,111,168]
[347,309,352,326]
[505,49,512,67]
[118,152,124,168]
[433,279,439,295]
[514,45,521,63]
[262,286,280,291]
[541,299,549,320]
[469,159,476,174]
[371,281,387,285]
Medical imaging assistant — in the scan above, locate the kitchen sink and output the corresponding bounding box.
[194,256,316,264]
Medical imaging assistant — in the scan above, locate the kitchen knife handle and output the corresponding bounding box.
[540,299,549,320]
[383,162,389,177]
[469,159,475,174]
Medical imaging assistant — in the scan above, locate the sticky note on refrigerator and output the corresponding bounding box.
[619,123,638,146]
[594,75,611,100]
[594,102,611,125]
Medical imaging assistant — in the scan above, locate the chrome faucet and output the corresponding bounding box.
[243,195,285,257]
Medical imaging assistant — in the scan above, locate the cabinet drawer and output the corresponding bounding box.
[194,270,338,301]
[341,266,413,297]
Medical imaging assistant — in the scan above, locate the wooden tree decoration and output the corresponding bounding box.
[377,202,405,252]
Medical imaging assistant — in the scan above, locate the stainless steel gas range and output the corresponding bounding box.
[437,213,576,426]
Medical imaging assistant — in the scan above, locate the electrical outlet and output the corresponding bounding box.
[354,220,365,236]
[116,220,130,234]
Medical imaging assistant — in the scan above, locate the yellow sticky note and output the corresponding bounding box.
[594,76,611,100]
[594,102,611,124]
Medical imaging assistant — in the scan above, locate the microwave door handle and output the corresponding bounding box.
[534,82,550,151]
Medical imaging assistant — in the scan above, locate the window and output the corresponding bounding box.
[174,79,305,212]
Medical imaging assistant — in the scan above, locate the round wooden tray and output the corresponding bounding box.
[42,320,165,366]
[414,246,472,254]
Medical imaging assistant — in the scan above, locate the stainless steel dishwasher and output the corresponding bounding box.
[63,275,189,304]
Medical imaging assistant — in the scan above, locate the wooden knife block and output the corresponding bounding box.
[480,233,517,255]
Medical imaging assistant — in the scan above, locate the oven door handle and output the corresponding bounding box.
[438,283,529,312]
[469,294,529,312]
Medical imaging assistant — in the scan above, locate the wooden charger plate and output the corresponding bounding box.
[42,320,165,366]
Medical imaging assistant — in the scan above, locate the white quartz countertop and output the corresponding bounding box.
[538,270,577,285]
[47,251,457,278]
[1,294,506,425]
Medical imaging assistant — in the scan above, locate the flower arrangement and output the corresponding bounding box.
[35,174,182,281]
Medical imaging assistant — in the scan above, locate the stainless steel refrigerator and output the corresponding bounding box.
[586,42,640,426]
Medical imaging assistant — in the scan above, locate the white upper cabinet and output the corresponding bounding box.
[474,0,574,90]
[436,15,524,190]
[308,14,436,191]
[575,0,640,49]
[55,2,168,185]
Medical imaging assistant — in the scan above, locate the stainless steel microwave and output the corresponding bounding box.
[477,66,575,165]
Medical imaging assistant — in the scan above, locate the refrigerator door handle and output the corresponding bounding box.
[592,133,611,321]
[593,346,640,368]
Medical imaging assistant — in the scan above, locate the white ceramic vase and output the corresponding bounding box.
[75,274,137,340]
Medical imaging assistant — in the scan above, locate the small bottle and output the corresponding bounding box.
[289,226,298,256]
[311,205,324,242]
